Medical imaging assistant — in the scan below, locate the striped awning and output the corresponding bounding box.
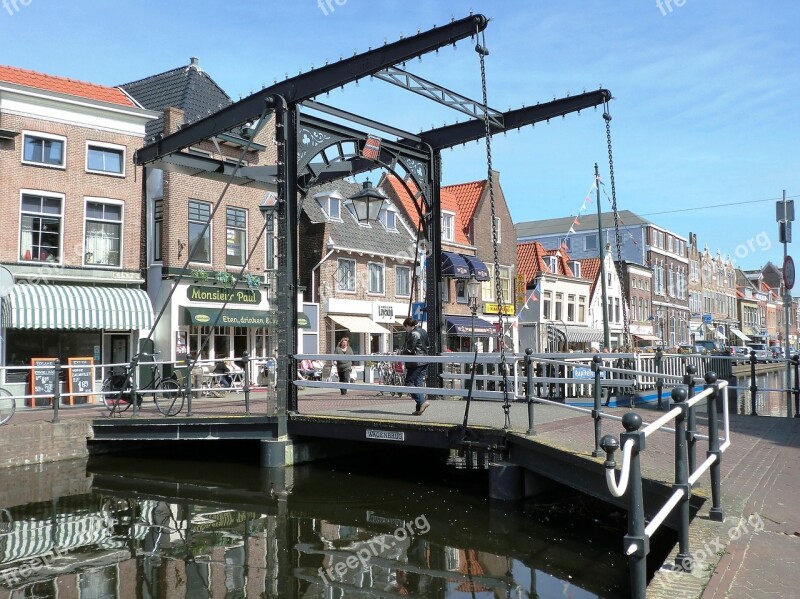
[2,284,154,330]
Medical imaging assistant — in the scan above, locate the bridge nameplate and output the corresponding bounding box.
[366,429,405,442]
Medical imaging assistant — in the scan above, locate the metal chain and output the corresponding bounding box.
[604,105,631,351]
[476,30,511,428]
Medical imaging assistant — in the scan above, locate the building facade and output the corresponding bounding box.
[0,65,157,391]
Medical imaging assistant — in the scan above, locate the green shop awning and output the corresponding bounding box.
[183,307,271,328]
[2,284,154,330]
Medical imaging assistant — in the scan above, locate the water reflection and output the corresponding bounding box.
[734,369,796,416]
[0,453,631,598]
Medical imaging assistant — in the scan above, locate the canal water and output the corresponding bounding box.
[732,368,797,416]
[0,445,676,598]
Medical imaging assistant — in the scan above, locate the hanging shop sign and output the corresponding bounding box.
[187,286,261,305]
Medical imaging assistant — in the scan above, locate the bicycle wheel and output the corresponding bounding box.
[0,387,15,425]
[155,379,185,416]
[102,376,133,413]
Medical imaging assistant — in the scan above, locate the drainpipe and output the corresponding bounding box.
[311,249,335,303]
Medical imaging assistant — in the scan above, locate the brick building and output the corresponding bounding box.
[0,65,157,389]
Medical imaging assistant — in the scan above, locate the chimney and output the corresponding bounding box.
[189,57,200,70]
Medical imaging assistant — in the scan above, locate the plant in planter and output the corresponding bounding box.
[215,271,234,287]
[191,269,209,283]
[243,273,262,290]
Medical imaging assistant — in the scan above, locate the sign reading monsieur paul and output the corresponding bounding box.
[188,286,261,305]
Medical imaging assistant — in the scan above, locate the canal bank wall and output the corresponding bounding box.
[0,421,93,470]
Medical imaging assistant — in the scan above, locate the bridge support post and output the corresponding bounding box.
[242,351,251,416]
[592,354,603,457]
[684,364,697,474]
[488,462,523,501]
[260,438,287,468]
[655,348,664,410]
[525,349,535,436]
[620,413,648,599]
[671,386,692,572]
[705,372,724,521]
[749,352,758,415]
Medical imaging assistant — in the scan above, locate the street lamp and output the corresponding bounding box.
[467,275,481,352]
[347,179,386,223]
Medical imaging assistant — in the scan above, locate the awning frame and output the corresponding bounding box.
[328,314,390,334]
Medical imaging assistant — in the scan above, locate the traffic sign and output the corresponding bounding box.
[411,302,426,322]
[784,255,795,290]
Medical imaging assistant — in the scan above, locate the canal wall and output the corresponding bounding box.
[0,421,93,470]
[0,457,91,509]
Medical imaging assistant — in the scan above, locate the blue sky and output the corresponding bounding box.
[2,0,798,271]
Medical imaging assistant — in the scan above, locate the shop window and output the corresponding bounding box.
[188,199,211,263]
[226,206,247,266]
[455,279,466,303]
[20,192,62,263]
[22,131,65,168]
[84,199,122,267]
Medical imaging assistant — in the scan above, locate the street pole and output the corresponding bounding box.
[596,163,611,350]
[778,191,794,417]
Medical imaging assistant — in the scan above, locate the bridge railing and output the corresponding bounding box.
[599,373,731,599]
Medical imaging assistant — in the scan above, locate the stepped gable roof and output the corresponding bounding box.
[380,174,470,245]
[304,179,416,258]
[516,210,650,239]
[0,64,136,107]
[120,58,231,138]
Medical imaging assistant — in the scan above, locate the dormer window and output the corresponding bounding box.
[380,208,397,231]
[569,260,581,277]
[544,255,558,273]
[316,192,343,221]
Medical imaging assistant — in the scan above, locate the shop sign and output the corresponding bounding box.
[515,272,526,304]
[484,303,515,315]
[187,285,261,305]
[372,303,396,323]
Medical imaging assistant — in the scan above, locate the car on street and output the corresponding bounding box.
[745,343,769,361]
[769,347,785,359]
[694,339,729,356]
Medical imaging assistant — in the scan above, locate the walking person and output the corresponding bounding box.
[333,337,354,395]
[402,317,430,415]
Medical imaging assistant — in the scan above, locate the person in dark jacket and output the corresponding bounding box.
[402,317,430,415]
[333,337,354,395]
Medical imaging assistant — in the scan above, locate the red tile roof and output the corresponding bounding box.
[443,179,486,232]
[579,257,602,296]
[0,65,136,107]
[380,174,470,245]
[517,241,575,285]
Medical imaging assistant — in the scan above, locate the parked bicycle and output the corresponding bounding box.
[0,387,14,425]
[102,352,185,416]
[376,359,404,396]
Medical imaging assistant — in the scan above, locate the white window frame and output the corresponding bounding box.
[395,265,411,297]
[82,197,124,268]
[85,140,126,177]
[337,258,356,292]
[188,199,213,265]
[494,216,501,241]
[441,212,455,242]
[570,261,581,277]
[21,131,66,169]
[380,208,397,231]
[544,255,558,272]
[225,206,248,267]
[368,262,385,295]
[19,189,64,264]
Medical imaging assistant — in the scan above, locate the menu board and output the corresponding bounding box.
[68,357,94,404]
[30,358,58,406]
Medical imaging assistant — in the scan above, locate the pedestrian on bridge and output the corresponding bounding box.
[402,317,430,415]
[333,337,354,395]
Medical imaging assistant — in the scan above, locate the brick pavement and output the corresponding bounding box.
[3,385,798,597]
